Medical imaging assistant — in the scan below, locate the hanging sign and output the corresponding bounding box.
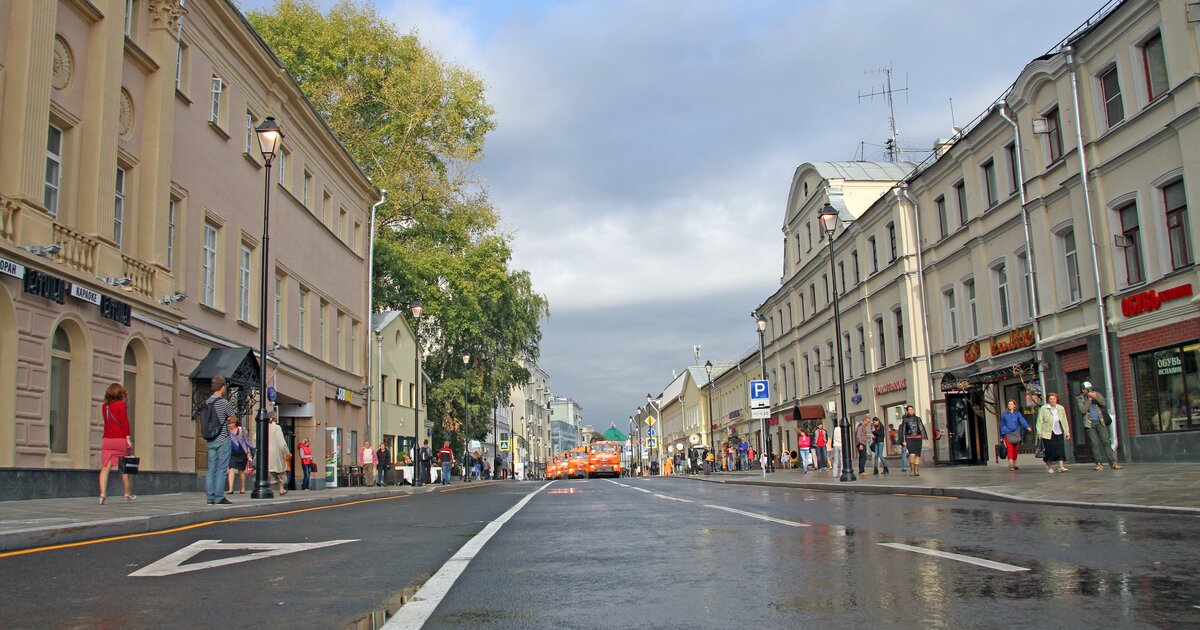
[99,295,131,326]
[23,269,67,303]
[70,283,101,305]
[0,256,25,279]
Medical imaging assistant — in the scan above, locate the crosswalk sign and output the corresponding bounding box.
[646,437,658,449]
[500,440,510,451]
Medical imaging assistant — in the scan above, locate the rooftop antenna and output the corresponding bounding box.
[949,97,961,134]
[693,345,702,365]
[858,66,909,161]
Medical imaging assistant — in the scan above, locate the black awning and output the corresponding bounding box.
[188,346,261,417]
[942,355,1036,392]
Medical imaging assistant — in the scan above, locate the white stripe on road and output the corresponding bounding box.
[654,493,693,503]
[878,542,1030,573]
[633,487,652,494]
[382,482,551,630]
[704,504,808,527]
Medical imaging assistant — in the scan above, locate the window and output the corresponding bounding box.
[338,208,348,241]
[1005,143,1019,195]
[273,275,284,344]
[353,221,362,252]
[201,222,217,307]
[894,308,905,360]
[843,332,853,377]
[1099,65,1124,127]
[113,167,125,246]
[856,325,866,370]
[809,284,816,312]
[1133,343,1199,434]
[798,292,805,321]
[813,348,822,390]
[303,170,313,207]
[868,237,878,273]
[822,274,829,304]
[954,180,968,226]
[805,222,812,251]
[335,313,343,367]
[1118,202,1145,284]
[886,222,897,262]
[1141,32,1168,101]
[209,76,223,124]
[122,345,138,438]
[780,364,788,401]
[837,261,845,295]
[875,318,886,368]
[350,321,358,372]
[174,39,186,92]
[1165,181,1191,270]
[124,0,134,37]
[278,148,288,187]
[793,234,801,264]
[322,190,331,224]
[298,288,308,351]
[45,124,63,217]
[410,383,417,408]
[995,263,1011,328]
[1018,252,1033,321]
[166,197,177,270]
[935,195,948,238]
[318,300,328,361]
[238,244,252,321]
[785,302,792,329]
[826,342,834,384]
[982,159,998,209]
[1045,106,1064,163]
[48,326,72,454]
[965,279,978,339]
[802,354,811,394]
[244,112,255,154]
[944,289,959,345]
[1061,230,1081,303]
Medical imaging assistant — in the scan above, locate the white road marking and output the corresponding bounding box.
[633,487,652,494]
[704,504,808,527]
[383,482,551,630]
[129,539,357,577]
[654,494,693,503]
[878,542,1030,573]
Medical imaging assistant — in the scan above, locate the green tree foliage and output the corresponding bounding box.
[248,1,548,454]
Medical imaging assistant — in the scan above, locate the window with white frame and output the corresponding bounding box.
[273,275,284,344]
[1044,106,1064,163]
[1006,142,1019,194]
[982,159,998,209]
[350,321,358,372]
[935,195,948,238]
[45,124,63,217]
[1099,65,1124,128]
[297,287,308,351]
[954,180,968,226]
[202,222,217,307]
[278,148,288,186]
[944,288,959,345]
[209,76,223,124]
[1141,31,1168,101]
[1060,229,1081,303]
[965,279,978,339]
[244,112,254,154]
[167,197,177,270]
[304,170,313,208]
[1018,252,1033,321]
[318,300,327,361]
[238,243,252,321]
[875,318,886,368]
[174,39,186,92]
[124,0,135,37]
[113,167,126,247]
[994,262,1011,328]
[887,222,897,262]
[894,307,905,360]
[868,236,878,273]
[1164,180,1191,270]
[1117,201,1145,285]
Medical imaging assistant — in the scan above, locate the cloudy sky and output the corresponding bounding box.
[244,0,1105,430]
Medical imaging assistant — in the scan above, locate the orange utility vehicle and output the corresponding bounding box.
[548,453,565,480]
[565,447,590,479]
[586,441,622,478]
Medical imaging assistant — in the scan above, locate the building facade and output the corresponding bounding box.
[370,310,427,474]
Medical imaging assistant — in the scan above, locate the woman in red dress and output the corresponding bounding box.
[99,383,134,504]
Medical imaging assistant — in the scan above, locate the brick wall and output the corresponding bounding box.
[1117,317,1200,437]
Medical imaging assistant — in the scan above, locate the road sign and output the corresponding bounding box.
[130,539,357,577]
[749,380,770,409]
[646,428,656,437]
[645,416,656,426]
[646,437,658,449]
[500,440,510,451]
[751,408,770,420]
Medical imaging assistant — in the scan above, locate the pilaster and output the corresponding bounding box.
[75,0,125,242]
[139,0,185,284]
[0,1,57,206]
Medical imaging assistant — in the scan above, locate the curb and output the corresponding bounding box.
[682,475,1200,517]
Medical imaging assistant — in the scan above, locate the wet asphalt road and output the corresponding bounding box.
[0,478,1197,629]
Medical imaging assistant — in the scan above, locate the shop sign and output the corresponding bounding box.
[22,269,66,304]
[851,394,863,404]
[70,283,101,305]
[100,295,131,326]
[334,387,353,403]
[727,409,740,419]
[1121,284,1193,317]
[0,256,25,279]
[1157,355,1183,376]
[964,341,981,363]
[874,378,908,395]
[990,326,1035,356]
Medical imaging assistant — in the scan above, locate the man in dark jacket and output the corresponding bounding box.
[1077,382,1123,470]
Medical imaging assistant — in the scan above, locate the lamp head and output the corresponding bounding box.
[462,353,470,365]
[756,316,767,332]
[818,203,839,236]
[704,360,713,376]
[410,299,424,318]
[255,116,283,163]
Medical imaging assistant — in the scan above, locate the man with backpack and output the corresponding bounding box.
[438,441,454,485]
[201,376,237,505]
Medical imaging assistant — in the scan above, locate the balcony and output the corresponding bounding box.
[121,254,156,298]
[52,223,99,275]
[0,197,17,244]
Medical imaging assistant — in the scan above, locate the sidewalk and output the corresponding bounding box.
[687,461,1200,516]
[0,480,506,554]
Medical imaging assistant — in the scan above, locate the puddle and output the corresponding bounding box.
[348,583,421,629]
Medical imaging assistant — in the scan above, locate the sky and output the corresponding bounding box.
[243,0,1106,430]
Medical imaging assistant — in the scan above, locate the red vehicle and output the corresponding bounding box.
[566,447,589,479]
[587,441,622,478]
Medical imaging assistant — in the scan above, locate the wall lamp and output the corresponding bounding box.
[104,276,133,289]
[160,292,186,305]
[25,244,61,258]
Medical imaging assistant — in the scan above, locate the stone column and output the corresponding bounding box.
[139,0,187,272]
[75,0,126,241]
[0,1,57,206]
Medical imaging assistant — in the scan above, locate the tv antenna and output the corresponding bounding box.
[858,66,909,161]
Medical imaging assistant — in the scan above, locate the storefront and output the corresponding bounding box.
[874,378,910,457]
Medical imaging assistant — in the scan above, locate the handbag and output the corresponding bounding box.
[995,443,1006,460]
[1005,431,1022,445]
[1034,439,1046,459]
[120,455,140,474]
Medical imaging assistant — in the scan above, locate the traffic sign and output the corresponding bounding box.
[751,408,770,420]
[646,437,658,449]
[645,416,656,426]
[749,380,770,409]
[646,428,656,437]
[500,440,510,451]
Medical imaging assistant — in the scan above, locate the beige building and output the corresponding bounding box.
[0,0,375,497]
[711,348,764,454]
[370,310,427,471]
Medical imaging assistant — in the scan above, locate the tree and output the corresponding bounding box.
[248,1,548,453]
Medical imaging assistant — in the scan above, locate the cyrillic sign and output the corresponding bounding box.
[0,256,25,279]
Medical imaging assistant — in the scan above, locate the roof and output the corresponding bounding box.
[687,364,734,390]
[602,426,628,442]
[803,161,917,182]
[371,311,401,332]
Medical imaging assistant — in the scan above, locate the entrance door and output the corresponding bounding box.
[1066,370,1093,462]
[945,392,986,464]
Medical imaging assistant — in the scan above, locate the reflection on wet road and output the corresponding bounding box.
[424,477,1200,628]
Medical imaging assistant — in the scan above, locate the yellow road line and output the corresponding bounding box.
[0,494,407,559]
[438,481,503,493]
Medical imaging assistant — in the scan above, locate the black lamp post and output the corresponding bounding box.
[462,353,470,482]
[627,416,635,476]
[645,393,661,474]
[704,361,716,471]
[508,402,515,479]
[251,116,281,500]
[410,300,423,486]
[755,313,773,473]
[819,203,856,483]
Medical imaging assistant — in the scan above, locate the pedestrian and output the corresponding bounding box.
[1076,382,1123,470]
[375,442,390,486]
[900,405,927,476]
[738,437,749,471]
[1037,392,1071,474]
[438,441,454,485]
[872,418,889,475]
[227,417,253,494]
[204,376,236,505]
[796,430,811,474]
[98,383,134,505]
[704,449,714,475]
[813,425,829,469]
[747,445,756,470]
[780,449,791,470]
[471,450,484,480]
[420,439,433,485]
[830,422,843,476]
[268,415,290,495]
[360,441,376,487]
[664,454,674,476]
[298,438,315,490]
[856,417,871,474]
[494,454,504,481]
[999,400,1032,470]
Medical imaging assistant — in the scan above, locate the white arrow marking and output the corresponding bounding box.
[704,504,808,527]
[129,539,358,577]
[878,542,1029,572]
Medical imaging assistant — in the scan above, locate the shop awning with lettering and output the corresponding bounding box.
[941,353,1037,392]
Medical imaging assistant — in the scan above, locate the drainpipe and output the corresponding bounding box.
[366,189,387,444]
[896,185,936,417]
[995,100,1050,412]
[1065,45,1119,451]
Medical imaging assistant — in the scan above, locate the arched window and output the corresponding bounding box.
[48,327,72,454]
[123,344,138,428]
[124,338,153,464]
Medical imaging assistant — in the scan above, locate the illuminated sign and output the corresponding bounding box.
[874,379,908,395]
[1121,284,1192,317]
[990,326,1035,356]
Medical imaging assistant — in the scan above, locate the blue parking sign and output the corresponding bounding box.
[749,380,770,408]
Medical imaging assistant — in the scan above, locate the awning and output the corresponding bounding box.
[941,354,1036,392]
[797,405,826,420]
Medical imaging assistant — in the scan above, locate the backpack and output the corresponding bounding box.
[420,447,432,463]
[199,399,222,441]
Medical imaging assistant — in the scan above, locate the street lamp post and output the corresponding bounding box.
[703,361,716,472]
[251,116,282,500]
[409,300,423,486]
[462,353,470,482]
[645,394,661,475]
[508,402,515,480]
[819,204,856,483]
[755,314,772,474]
[628,415,636,477]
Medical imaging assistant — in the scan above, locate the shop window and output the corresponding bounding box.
[1134,343,1199,434]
